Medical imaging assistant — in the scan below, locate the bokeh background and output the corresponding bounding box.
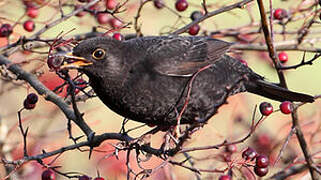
[0,0,320,179]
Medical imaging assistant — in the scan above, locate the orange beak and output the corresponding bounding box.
[60,52,93,69]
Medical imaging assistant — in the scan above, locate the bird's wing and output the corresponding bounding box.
[146,36,232,77]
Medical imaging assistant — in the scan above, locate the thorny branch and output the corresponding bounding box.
[256,0,319,179]
[0,54,93,137]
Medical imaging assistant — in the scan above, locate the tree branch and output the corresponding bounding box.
[171,0,254,35]
[0,55,93,137]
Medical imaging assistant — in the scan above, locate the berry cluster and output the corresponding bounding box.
[260,101,294,116]
[74,0,125,38]
[23,93,38,110]
[242,147,270,177]
[152,0,202,36]
[22,2,37,32]
[187,10,203,35]
[76,0,122,28]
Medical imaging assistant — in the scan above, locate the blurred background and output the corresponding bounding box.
[0,0,320,179]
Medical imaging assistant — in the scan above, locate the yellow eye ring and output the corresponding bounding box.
[92,48,106,60]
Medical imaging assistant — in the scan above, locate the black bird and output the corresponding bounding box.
[62,36,314,126]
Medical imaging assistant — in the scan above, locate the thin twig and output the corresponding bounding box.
[17,109,28,157]
[278,52,321,70]
[171,0,254,35]
[273,127,296,166]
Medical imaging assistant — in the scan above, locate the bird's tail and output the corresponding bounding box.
[246,79,314,103]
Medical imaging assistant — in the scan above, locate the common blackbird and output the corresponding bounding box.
[62,36,314,126]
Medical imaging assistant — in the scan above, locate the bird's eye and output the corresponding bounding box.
[92,48,106,60]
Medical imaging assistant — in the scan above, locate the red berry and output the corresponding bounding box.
[225,144,237,153]
[106,0,117,10]
[26,93,38,104]
[279,101,293,114]
[26,7,38,18]
[41,169,55,180]
[256,154,269,168]
[259,102,273,116]
[96,13,109,24]
[188,24,200,35]
[273,8,287,20]
[79,175,91,180]
[218,175,232,180]
[175,0,188,12]
[109,18,123,28]
[190,11,202,21]
[47,56,63,70]
[75,5,86,17]
[154,0,165,9]
[112,32,123,41]
[94,178,104,180]
[23,99,36,110]
[278,52,288,63]
[218,175,231,180]
[254,166,268,177]
[242,147,257,161]
[23,20,35,32]
[239,59,248,66]
[0,23,13,37]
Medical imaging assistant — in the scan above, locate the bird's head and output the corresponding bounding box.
[61,37,125,78]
